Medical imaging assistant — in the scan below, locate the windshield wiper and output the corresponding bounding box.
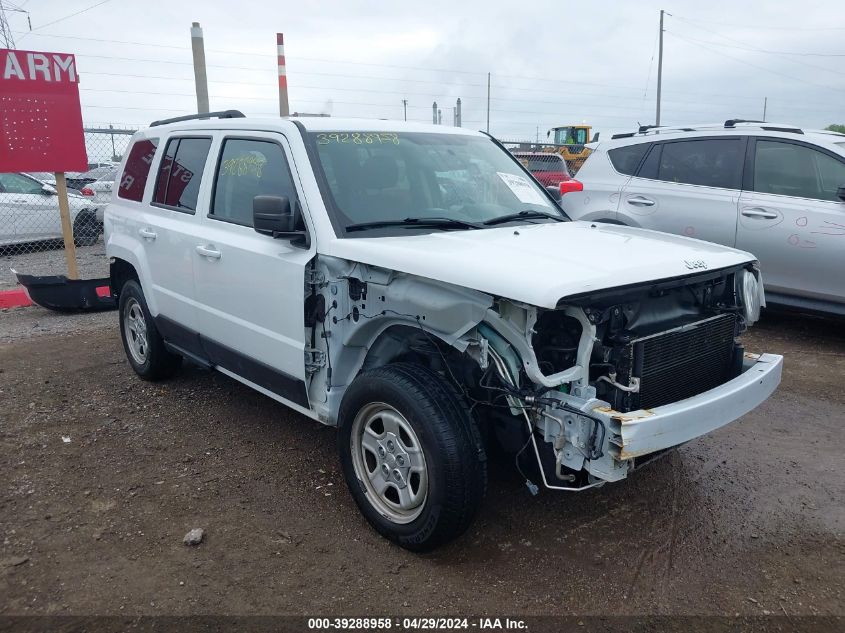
[482,209,565,226]
[345,217,483,233]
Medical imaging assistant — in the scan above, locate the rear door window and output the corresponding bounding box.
[754,140,845,201]
[152,137,212,213]
[210,138,298,227]
[118,138,158,202]
[609,143,650,175]
[656,139,743,189]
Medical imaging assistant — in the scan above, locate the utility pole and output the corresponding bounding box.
[190,22,210,114]
[276,33,289,117]
[109,124,117,161]
[762,97,768,121]
[486,73,491,133]
[402,99,408,121]
[655,9,664,127]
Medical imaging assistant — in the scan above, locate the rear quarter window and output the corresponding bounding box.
[608,143,649,175]
[118,138,159,202]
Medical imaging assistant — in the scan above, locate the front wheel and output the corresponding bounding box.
[338,363,486,551]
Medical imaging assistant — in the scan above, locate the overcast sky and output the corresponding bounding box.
[6,0,845,140]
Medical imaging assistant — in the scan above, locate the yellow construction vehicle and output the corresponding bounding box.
[546,124,598,173]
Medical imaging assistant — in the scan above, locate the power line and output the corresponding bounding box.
[671,14,845,32]
[667,32,845,94]
[668,29,845,61]
[18,28,841,110]
[18,0,114,41]
[668,16,845,79]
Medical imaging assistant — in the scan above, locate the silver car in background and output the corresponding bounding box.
[563,121,845,315]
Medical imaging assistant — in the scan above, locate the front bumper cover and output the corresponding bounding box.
[592,353,783,460]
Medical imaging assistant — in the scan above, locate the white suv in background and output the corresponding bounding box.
[562,121,845,315]
[105,112,781,551]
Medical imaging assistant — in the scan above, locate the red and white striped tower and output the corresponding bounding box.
[277,33,290,117]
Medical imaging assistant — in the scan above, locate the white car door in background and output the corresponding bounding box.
[190,133,314,407]
[0,173,60,243]
[736,138,845,306]
[619,137,745,247]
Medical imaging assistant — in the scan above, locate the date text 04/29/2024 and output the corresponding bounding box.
[306,617,527,630]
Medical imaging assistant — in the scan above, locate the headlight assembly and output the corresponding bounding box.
[738,268,763,325]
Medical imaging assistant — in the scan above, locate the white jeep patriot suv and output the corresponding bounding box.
[105,111,782,551]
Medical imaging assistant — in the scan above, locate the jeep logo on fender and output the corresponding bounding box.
[684,260,708,270]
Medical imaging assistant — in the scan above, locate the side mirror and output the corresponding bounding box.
[545,185,562,202]
[254,195,295,234]
[837,184,845,202]
[253,195,308,247]
[41,184,57,195]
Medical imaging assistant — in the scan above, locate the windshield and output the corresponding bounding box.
[553,127,587,145]
[308,131,566,236]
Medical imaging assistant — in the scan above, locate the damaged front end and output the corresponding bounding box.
[471,262,780,489]
[308,257,781,491]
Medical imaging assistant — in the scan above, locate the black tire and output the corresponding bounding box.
[118,280,181,381]
[338,362,487,551]
[73,212,98,247]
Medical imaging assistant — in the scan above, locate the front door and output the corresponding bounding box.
[736,138,845,305]
[191,133,315,407]
[620,137,745,247]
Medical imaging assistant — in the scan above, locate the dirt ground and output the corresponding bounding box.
[0,306,842,617]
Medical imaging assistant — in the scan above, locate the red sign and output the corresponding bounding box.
[0,48,88,173]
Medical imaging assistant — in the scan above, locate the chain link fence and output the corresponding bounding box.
[0,125,138,290]
[498,138,593,176]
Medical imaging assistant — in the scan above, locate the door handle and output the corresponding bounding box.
[627,196,655,207]
[741,207,778,219]
[13,198,28,203]
[195,244,222,260]
[138,227,157,240]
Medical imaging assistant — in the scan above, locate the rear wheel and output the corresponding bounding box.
[338,363,486,551]
[73,212,99,247]
[118,280,181,380]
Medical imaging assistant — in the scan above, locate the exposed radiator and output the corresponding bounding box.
[625,313,738,411]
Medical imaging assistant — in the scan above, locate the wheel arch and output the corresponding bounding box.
[107,236,158,314]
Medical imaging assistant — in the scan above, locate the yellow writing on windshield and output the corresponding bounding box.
[316,132,400,145]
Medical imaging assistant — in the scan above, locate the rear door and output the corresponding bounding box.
[191,133,315,408]
[619,137,745,246]
[139,135,213,348]
[736,137,845,305]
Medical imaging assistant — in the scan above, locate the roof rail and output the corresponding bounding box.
[724,119,764,128]
[150,110,246,127]
[725,118,803,134]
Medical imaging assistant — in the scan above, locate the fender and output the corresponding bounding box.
[104,215,158,315]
